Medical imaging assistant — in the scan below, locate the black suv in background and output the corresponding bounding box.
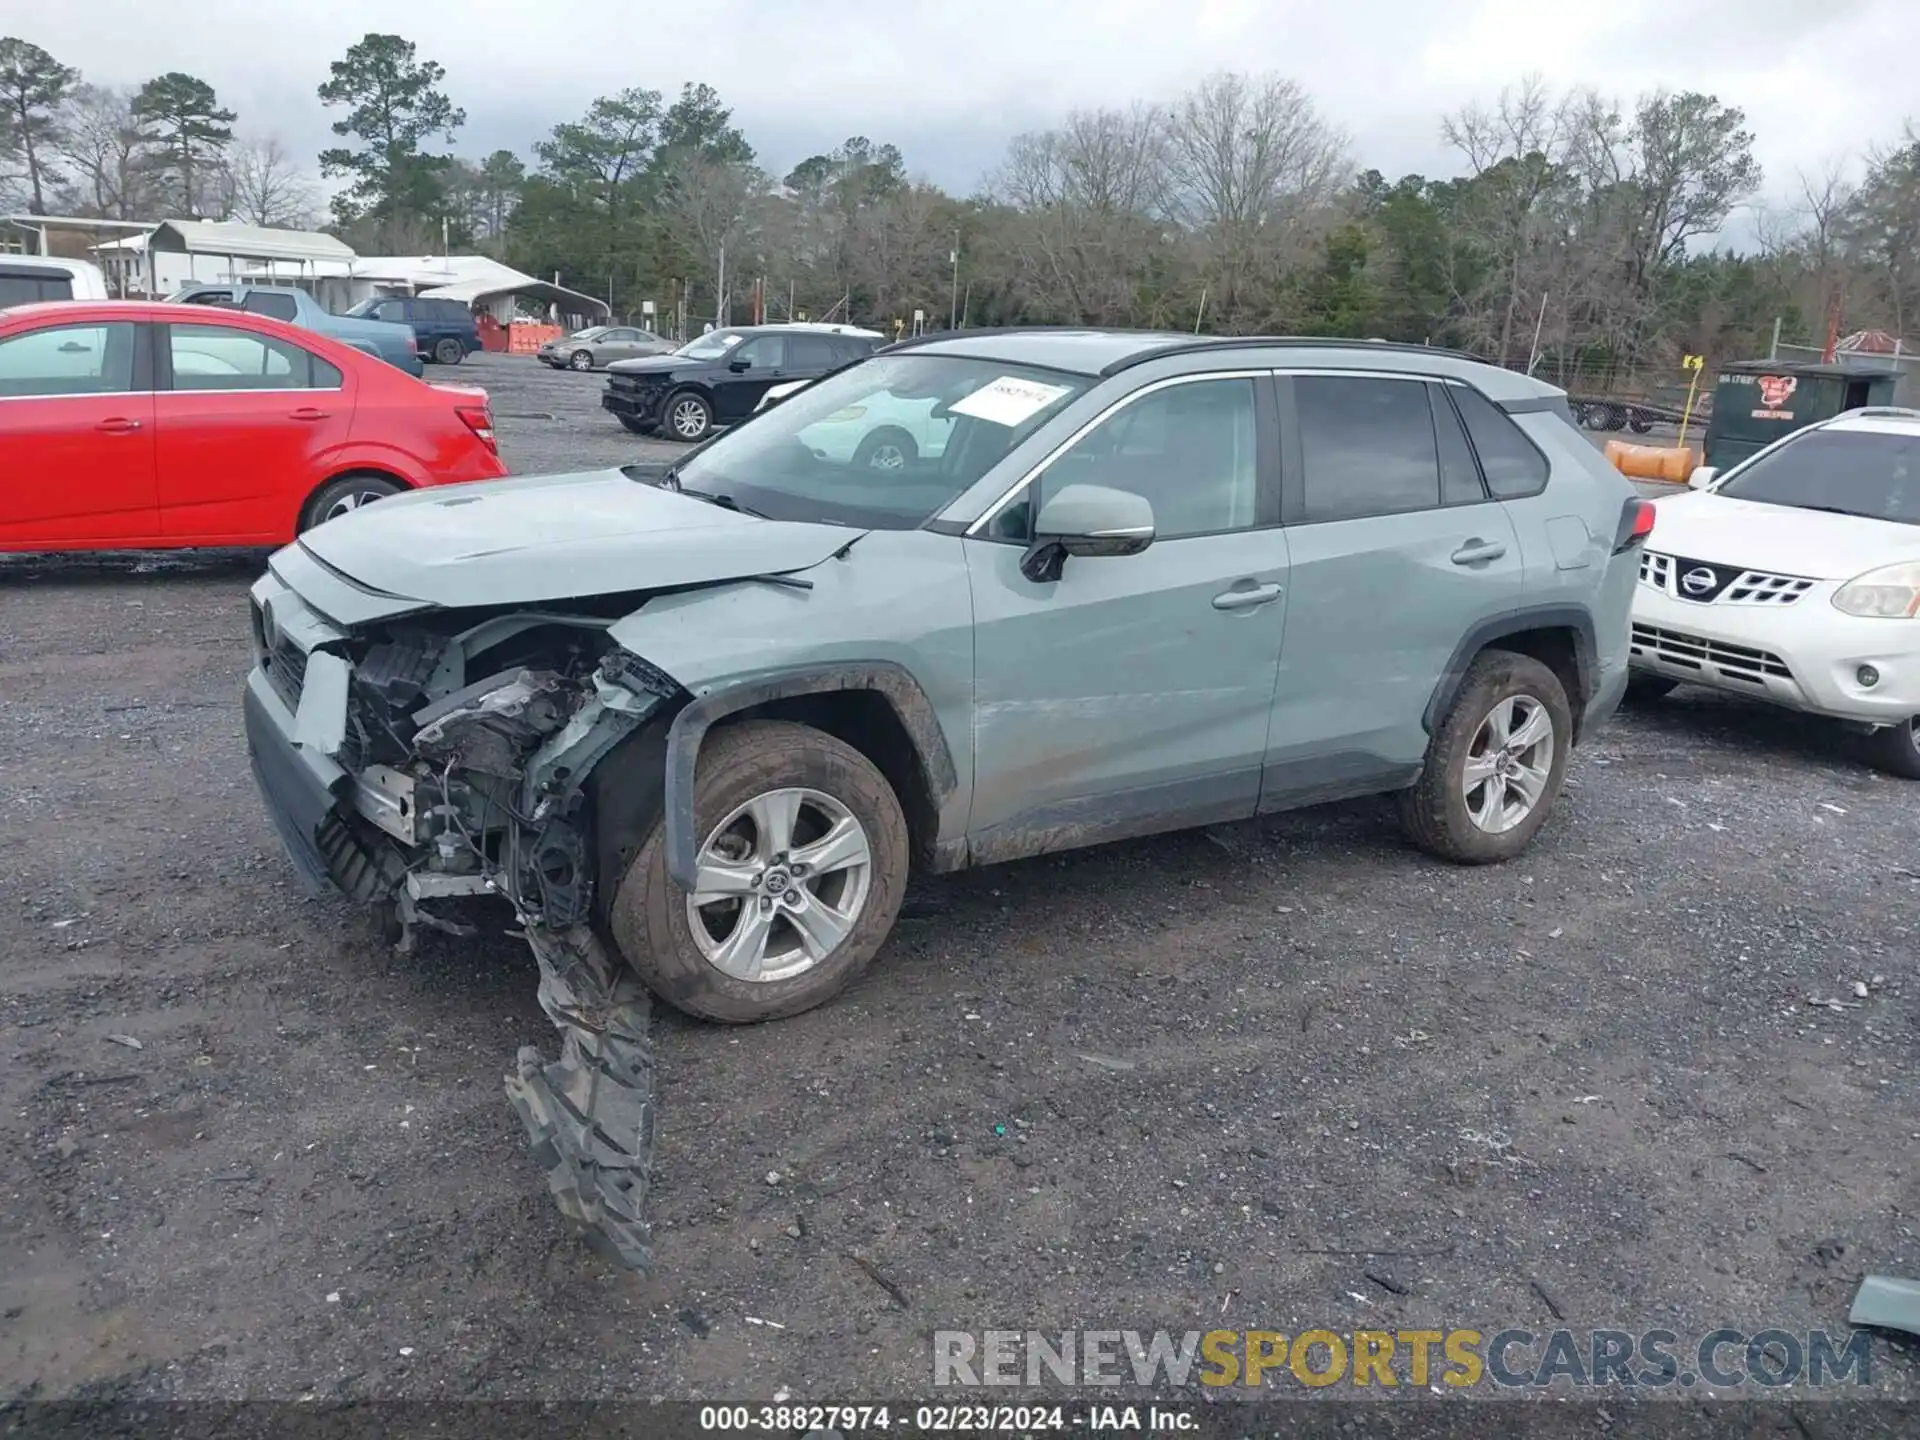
[345,295,482,365]
[601,323,883,440]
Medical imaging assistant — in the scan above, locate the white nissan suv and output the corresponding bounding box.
[1629,406,1920,776]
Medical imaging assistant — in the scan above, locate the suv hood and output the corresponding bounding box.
[295,469,863,611]
[605,355,686,377]
[1653,490,1920,580]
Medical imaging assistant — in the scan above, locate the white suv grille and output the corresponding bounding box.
[1631,623,1792,686]
[1638,550,1814,606]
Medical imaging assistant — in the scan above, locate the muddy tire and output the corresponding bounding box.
[433,338,465,365]
[1400,649,1573,864]
[1863,717,1920,780]
[609,720,910,1024]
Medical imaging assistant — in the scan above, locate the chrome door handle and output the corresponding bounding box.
[1451,540,1507,565]
[1213,582,1284,611]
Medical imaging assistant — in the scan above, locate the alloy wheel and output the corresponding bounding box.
[685,787,874,983]
[321,489,390,523]
[1462,694,1555,834]
[672,398,708,439]
[866,443,907,470]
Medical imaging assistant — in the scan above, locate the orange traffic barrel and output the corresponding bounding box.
[1604,440,1697,484]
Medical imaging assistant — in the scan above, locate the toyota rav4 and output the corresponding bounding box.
[243,329,1650,1269]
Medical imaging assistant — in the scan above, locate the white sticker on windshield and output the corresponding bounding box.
[948,375,1074,427]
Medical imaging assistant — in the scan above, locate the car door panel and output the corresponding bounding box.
[964,532,1290,860]
[714,336,787,422]
[961,372,1286,860]
[1262,373,1525,807]
[154,321,353,542]
[0,318,157,547]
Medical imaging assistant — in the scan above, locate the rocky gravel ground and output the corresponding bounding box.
[2,354,1916,1427]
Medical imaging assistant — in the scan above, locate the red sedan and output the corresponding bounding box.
[0,300,508,551]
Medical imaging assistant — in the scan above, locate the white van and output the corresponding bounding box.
[0,255,112,306]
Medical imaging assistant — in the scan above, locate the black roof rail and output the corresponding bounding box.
[872,326,1492,373]
[873,325,1182,356]
[1098,334,1483,376]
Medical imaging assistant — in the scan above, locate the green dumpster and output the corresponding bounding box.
[1705,359,1903,468]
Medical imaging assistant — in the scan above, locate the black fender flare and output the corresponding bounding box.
[662,662,959,891]
[1423,605,1599,737]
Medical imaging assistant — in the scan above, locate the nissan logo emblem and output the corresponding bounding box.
[1680,567,1718,596]
[259,599,280,652]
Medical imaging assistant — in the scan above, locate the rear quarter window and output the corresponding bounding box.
[1450,384,1551,499]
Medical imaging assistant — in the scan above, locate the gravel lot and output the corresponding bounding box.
[3,353,1917,1416]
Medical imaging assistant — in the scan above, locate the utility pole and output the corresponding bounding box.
[716,243,726,329]
[949,231,960,331]
[442,216,450,257]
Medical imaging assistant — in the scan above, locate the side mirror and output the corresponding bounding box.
[1688,465,1717,490]
[728,358,752,372]
[1020,483,1156,583]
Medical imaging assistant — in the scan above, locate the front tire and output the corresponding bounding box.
[609,720,910,1024]
[299,473,404,533]
[569,349,594,371]
[1400,650,1573,864]
[665,389,713,442]
[1863,717,1920,779]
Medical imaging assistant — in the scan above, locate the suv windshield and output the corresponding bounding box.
[670,354,1092,529]
[1718,428,1920,525]
[676,330,747,360]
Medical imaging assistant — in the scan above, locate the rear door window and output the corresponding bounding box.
[1294,375,1443,522]
[788,335,841,371]
[166,323,339,390]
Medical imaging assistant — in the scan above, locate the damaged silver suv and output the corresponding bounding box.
[245,329,1645,1268]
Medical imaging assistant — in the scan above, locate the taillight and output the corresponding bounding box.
[1613,497,1655,553]
[457,405,497,453]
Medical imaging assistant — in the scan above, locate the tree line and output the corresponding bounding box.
[4,31,1918,389]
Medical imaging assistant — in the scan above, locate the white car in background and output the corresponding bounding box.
[754,377,952,470]
[1629,407,1920,776]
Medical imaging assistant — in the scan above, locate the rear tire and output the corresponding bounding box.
[1400,650,1573,864]
[1863,717,1920,779]
[434,338,465,365]
[299,472,404,532]
[609,720,910,1024]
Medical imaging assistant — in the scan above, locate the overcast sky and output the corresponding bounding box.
[14,0,1916,225]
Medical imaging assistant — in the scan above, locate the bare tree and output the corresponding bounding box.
[1164,72,1349,327]
[1844,123,1920,338]
[223,134,319,228]
[1442,75,1581,362]
[55,83,154,218]
[661,153,769,322]
[993,105,1170,324]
